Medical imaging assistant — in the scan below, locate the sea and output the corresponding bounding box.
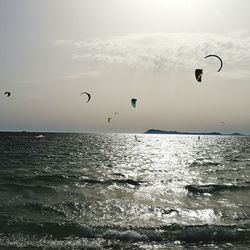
[0,132,249,249]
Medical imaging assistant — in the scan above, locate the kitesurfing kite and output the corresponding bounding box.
[80,92,91,103]
[131,98,137,108]
[4,92,11,97]
[195,69,203,82]
[204,54,223,72]
[108,118,111,123]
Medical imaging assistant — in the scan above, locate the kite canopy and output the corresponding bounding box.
[195,69,203,82]
[131,98,137,108]
[204,55,223,72]
[4,92,11,97]
[108,118,111,123]
[80,92,91,103]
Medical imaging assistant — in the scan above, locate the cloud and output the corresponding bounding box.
[54,32,250,76]
[53,40,85,48]
[56,70,100,80]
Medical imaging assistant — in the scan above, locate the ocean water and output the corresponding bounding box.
[0,132,249,249]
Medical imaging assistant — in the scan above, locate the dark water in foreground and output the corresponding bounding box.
[0,132,249,249]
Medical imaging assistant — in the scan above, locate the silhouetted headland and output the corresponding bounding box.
[145,129,243,136]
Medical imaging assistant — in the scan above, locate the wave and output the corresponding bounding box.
[80,178,143,186]
[0,174,77,184]
[0,183,55,193]
[21,202,67,217]
[189,161,221,167]
[0,174,143,187]
[185,184,250,194]
[0,222,249,243]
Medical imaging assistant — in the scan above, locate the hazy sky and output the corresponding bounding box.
[1,0,250,133]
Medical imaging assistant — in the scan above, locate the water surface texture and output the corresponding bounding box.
[0,133,249,249]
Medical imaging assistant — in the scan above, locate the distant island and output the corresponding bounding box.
[145,129,243,136]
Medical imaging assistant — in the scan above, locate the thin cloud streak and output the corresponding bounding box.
[55,70,101,80]
[54,32,250,76]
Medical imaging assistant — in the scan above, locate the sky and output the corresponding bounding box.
[0,0,250,134]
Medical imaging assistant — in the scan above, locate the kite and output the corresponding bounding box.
[4,92,11,97]
[80,92,91,103]
[204,54,223,72]
[195,69,203,82]
[131,98,137,108]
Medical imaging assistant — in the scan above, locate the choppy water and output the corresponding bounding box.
[0,132,249,249]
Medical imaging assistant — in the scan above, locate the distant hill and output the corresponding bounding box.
[145,129,243,136]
